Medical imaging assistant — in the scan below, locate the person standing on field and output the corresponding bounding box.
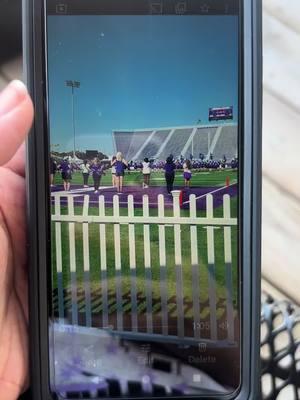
[142,157,151,188]
[90,158,105,194]
[111,155,117,187]
[60,157,72,191]
[164,155,176,194]
[183,159,192,188]
[50,156,57,187]
[80,159,90,188]
[112,152,128,194]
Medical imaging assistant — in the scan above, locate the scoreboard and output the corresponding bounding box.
[209,106,233,121]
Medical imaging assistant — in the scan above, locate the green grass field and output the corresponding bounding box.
[51,169,238,320]
[54,168,238,188]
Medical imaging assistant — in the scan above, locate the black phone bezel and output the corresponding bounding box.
[23,0,262,398]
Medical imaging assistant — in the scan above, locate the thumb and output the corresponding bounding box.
[0,81,34,166]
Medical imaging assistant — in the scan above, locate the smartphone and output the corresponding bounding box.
[24,0,262,398]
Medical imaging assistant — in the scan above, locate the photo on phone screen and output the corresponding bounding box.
[47,0,241,397]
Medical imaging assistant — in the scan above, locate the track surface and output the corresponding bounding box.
[51,183,238,210]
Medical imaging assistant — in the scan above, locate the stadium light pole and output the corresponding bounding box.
[66,80,80,158]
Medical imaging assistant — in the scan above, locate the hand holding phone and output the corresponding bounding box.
[0,80,33,400]
[24,0,262,398]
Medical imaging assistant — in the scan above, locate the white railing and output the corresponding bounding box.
[52,191,238,346]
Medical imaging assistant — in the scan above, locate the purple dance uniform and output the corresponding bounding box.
[115,160,126,177]
[90,164,105,191]
[183,170,192,181]
[90,164,104,177]
[61,160,72,181]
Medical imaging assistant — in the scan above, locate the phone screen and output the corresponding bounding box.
[46,0,241,397]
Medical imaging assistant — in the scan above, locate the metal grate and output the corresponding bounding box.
[261,293,300,400]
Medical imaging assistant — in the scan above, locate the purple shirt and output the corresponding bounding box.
[164,162,175,174]
[90,164,104,176]
[60,160,71,173]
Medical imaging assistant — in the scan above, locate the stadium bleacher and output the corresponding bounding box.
[113,131,133,159]
[158,128,193,160]
[126,131,150,160]
[185,127,218,158]
[113,124,237,161]
[140,129,170,159]
[213,125,237,160]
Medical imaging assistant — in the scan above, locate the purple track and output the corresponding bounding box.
[51,184,238,210]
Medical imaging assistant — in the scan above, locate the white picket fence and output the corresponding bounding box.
[51,191,238,346]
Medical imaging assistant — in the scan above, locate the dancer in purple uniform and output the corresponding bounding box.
[60,157,72,191]
[183,160,192,188]
[90,158,105,194]
[112,152,128,194]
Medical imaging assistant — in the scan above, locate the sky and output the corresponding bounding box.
[47,15,238,155]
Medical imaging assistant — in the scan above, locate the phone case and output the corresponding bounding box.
[23,0,262,398]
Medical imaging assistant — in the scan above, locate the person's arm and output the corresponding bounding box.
[111,159,116,166]
[122,159,128,167]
